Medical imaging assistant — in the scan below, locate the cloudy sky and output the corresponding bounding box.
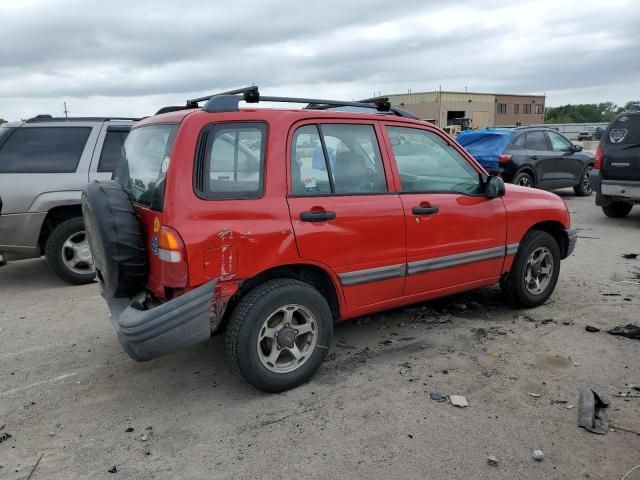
[1,0,638,121]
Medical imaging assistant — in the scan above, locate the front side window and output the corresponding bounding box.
[114,124,177,208]
[291,123,386,195]
[197,123,266,199]
[525,131,549,151]
[546,131,572,151]
[386,126,482,195]
[98,127,130,172]
[0,127,91,173]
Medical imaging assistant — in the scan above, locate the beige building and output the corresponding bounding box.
[384,90,545,129]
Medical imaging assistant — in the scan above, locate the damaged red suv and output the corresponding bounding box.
[82,87,576,392]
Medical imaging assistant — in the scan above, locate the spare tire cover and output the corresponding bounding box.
[82,180,147,298]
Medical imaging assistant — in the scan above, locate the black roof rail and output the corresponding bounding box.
[25,116,140,123]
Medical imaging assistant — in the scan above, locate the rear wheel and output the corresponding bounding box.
[45,217,96,285]
[500,230,561,308]
[513,171,534,188]
[225,279,333,392]
[573,166,593,196]
[602,202,632,218]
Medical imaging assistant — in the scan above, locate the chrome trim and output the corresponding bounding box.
[407,246,505,275]
[339,263,406,286]
[506,243,520,256]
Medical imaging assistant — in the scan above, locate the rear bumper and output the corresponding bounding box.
[591,171,640,205]
[102,280,218,361]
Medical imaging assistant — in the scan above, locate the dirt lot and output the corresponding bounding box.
[1,190,639,480]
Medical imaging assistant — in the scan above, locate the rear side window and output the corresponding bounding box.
[114,124,177,208]
[605,115,640,145]
[195,123,266,199]
[98,127,129,172]
[525,131,549,151]
[0,127,91,173]
[291,123,386,195]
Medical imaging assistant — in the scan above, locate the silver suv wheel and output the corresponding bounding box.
[61,231,94,275]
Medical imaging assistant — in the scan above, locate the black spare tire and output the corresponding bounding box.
[82,180,147,298]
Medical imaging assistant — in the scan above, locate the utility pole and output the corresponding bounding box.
[63,102,69,120]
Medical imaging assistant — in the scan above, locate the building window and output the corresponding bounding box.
[535,105,544,114]
[523,104,532,114]
[497,103,507,114]
[513,104,519,114]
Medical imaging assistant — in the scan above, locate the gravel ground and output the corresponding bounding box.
[1,189,639,480]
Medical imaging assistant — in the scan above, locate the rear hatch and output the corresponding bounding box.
[601,113,640,180]
[113,123,180,297]
[456,128,513,172]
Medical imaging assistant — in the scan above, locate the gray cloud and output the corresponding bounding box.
[0,0,639,120]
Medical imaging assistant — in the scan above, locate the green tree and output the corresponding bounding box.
[0,118,6,124]
[545,102,625,123]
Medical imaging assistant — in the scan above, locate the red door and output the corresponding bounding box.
[286,120,405,311]
[382,124,507,298]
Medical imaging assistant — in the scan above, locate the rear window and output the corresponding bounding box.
[98,127,130,172]
[114,124,177,209]
[605,115,640,145]
[0,126,91,173]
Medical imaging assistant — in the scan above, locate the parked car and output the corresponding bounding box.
[577,126,603,141]
[457,127,595,196]
[82,87,576,392]
[0,116,134,283]
[590,110,640,217]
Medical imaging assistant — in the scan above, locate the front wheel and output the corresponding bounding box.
[573,166,593,196]
[500,230,561,308]
[602,202,632,218]
[45,217,96,285]
[225,279,333,392]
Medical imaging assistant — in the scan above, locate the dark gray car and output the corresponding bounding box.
[0,116,133,283]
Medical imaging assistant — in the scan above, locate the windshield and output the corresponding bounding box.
[605,115,640,145]
[114,124,177,209]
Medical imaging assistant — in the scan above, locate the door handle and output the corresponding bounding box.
[530,155,539,160]
[300,210,337,222]
[412,205,439,215]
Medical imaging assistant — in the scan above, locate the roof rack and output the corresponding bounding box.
[155,86,419,119]
[25,116,140,123]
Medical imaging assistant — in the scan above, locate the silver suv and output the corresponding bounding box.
[0,116,134,283]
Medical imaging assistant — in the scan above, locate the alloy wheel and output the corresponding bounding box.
[524,246,553,295]
[61,231,94,275]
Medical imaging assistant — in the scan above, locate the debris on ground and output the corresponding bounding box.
[608,324,640,340]
[108,466,118,474]
[430,392,447,402]
[578,388,610,435]
[622,253,639,259]
[566,404,574,409]
[585,325,600,333]
[489,351,501,358]
[487,455,499,466]
[450,395,468,407]
[125,427,134,432]
[140,434,149,442]
[0,431,12,443]
[527,392,542,398]
[533,449,544,461]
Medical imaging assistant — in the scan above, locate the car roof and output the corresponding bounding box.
[135,107,430,128]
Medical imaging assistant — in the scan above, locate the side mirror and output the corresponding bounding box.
[572,144,583,152]
[485,175,505,198]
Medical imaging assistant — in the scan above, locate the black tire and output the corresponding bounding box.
[82,181,147,298]
[45,217,96,285]
[513,171,534,188]
[602,202,632,218]
[225,279,333,393]
[573,166,593,196]
[500,230,561,308]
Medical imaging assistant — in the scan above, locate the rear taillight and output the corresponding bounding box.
[594,145,603,169]
[499,154,512,165]
[157,226,188,287]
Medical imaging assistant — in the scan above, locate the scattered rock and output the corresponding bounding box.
[430,392,447,402]
[527,392,542,398]
[608,324,640,340]
[585,325,600,333]
[533,449,544,461]
[108,466,118,474]
[450,395,468,407]
[566,404,574,409]
[487,455,499,466]
[0,432,12,443]
[622,253,638,259]
[125,427,134,433]
[141,434,149,442]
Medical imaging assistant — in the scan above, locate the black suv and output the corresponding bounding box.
[590,108,640,217]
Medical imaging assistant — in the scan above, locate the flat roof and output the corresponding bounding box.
[384,90,545,98]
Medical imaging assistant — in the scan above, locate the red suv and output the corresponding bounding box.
[82,87,576,392]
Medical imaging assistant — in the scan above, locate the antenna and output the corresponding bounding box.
[63,102,69,121]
